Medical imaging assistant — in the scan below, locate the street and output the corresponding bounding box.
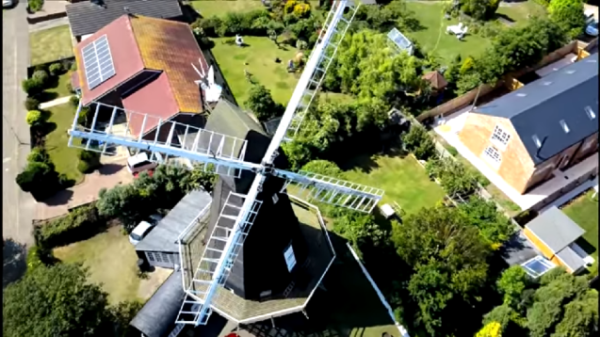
[3,0,36,247]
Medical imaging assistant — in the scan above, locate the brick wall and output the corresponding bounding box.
[458,113,535,193]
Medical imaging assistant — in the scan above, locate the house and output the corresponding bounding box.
[135,189,212,269]
[128,98,336,336]
[72,14,218,143]
[522,206,594,274]
[66,0,183,42]
[458,53,599,194]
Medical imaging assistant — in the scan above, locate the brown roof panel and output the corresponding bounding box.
[75,15,145,107]
[422,70,448,90]
[130,16,207,113]
[122,72,180,138]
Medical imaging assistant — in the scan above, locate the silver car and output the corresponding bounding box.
[3,0,15,8]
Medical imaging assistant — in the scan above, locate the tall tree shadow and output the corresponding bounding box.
[3,238,28,289]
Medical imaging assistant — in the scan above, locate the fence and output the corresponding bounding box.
[416,40,584,123]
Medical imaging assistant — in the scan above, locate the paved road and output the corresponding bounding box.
[3,1,36,246]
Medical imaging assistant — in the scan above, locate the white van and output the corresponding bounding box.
[126,152,158,175]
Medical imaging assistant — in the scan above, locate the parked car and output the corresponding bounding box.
[3,0,14,8]
[126,152,158,175]
[129,221,154,245]
[586,20,598,37]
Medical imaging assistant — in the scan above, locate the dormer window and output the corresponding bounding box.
[559,120,570,133]
[585,106,596,120]
[490,125,511,150]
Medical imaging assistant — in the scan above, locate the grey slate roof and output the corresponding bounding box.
[136,189,212,253]
[66,0,183,37]
[473,53,599,166]
[526,206,585,253]
[501,231,540,266]
[130,271,184,337]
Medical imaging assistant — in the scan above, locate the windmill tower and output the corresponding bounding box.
[68,0,377,329]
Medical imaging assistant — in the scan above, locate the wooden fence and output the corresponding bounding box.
[416,40,584,123]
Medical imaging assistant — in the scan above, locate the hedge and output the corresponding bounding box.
[34,204,105,249]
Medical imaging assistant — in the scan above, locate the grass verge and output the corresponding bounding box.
[562,190,599,259]
[44,103,83,184]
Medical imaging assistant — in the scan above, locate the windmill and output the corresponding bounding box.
[67,0,378,327]
[192,58,223,104]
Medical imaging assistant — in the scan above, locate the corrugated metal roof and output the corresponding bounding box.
[556,246,587,272]
[526,206,585,253]
[130,15,207,114]
[66,0,182,37]
[473,53,599,165]
[129,270,183,337]
[135,190,212,253]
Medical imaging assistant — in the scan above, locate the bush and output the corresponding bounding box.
[22,78,44,96]
[77,151,101,174]
[48,63,64,77]
[26,110,43,126]
[28,147,51,164]
[446,145,458,156]
[66,82,74,94]
[32,70,49,87]
[28,0,44,12]
[16,161,59,200]
[24,97,40,110]
[69,95,79,107]
[296,39,308,50]
[25,245,55,273]
[35,204,103,249]
[402,125,437,160]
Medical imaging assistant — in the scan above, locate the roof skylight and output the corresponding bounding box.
[559,120,570,133]
[532,135,542,148]
[585,106,596,120]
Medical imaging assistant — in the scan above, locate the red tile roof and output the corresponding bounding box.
[122,72,179,138]
[75,15,145,107]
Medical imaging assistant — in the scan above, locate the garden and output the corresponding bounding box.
[562,190,599,261]
[29,25,74,66]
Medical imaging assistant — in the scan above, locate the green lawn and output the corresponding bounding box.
[339,153,446,215]
[44,103,83,184]
[405,2,491,63]
[496,1,547,25]
[29,25,74,66]
[562,190,599,259]
[42,71,73,102]
[189,0,265,17]
[53,226,172,305]
[211,36,301,107]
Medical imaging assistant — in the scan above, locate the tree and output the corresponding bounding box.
[496,266,530,307]
[3,264,110,337]
[549,0,586,39]
[552,291,599,337]
[301,160,343,177]
[483,304,528,335]
[459,196,515,249]
[460,0,501,20]
[109,301,144,337]
[183,164,217,193]
[392,206,491,335]
[16,161,59,200]
[21,78,44,96]
[401,125,436,160]
[245,84,283,121]
[476,322,503,337]
[425,157,479,198]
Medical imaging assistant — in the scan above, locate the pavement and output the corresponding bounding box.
[38,95,73,109]
[2,0,36,246]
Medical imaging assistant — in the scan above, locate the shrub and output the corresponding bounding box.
[69,95,80,107]
[25,245,55,273]
[24,97,40,110]
[26,110,43,126]
[402,125,437,161]
[77,150,101,173]
[16,161,59,199]
[28,0,44,12]
[35,204,103,248]
[191,16,223,37]
[48,63,64,77]
[28,147,51,164]
[22,78,43,96]
[296,39,308,50]
[32,70,49,87]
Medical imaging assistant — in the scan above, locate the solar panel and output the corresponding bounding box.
[387,28,412,51]
[81,35,116,90]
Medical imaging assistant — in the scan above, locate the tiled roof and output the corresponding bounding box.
[130,15,208,114]
[74,15,145,107]
[66,0,182,37]
[422,70,448,90]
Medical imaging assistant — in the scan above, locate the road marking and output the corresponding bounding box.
[3,157,11,163]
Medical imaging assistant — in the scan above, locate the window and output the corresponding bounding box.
[283,244,297,272]
[483,146,502,167]
[534,162,554,176]
[490,125,511,150]
[147,252,156,262]
[521,256,555,278]
[272,193,279,204]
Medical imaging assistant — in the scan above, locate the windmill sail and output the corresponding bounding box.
[67,0,374,327]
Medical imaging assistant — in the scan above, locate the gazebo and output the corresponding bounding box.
[422,70,448,94]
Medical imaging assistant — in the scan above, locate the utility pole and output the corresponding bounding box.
[471,83,483,111]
